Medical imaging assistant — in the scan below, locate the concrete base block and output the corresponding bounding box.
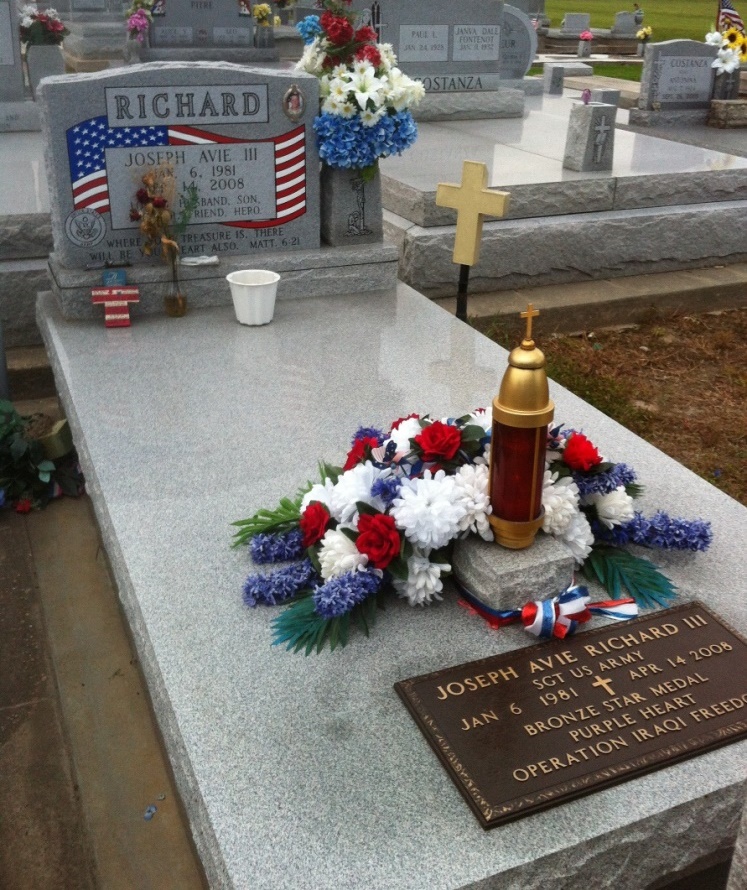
[0,101,41,132]
[708,99,747,128]
[47,242,398,319]
[563,102,617,172]
[0,214,53,260]
[413,89,524,121]
[0,259,49,346]
[452,533,575,611]
[628,108,709,127]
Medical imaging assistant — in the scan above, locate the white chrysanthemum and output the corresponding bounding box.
[705,30,726,46]
[296,37,326,76]
[301,478,335,512]
[318,529,368,579]
[542,471,580,536]
[21,14,34,26]
[393,550,450,606]
[391,470,467,550]
[713,46,741,73]
[378,42,397,70]
[561,511,595,565]
[586,486,635,529]
[360,107,385,127]
[452,464,493,540]
[469,408,492,435]
[328,461,387,524]
[386,416,422,453]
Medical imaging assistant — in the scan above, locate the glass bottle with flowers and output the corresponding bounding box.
[295,0,424,243]
[130,166,199,318]
[252,3,275,47]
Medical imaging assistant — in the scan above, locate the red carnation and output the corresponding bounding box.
[562,433,602,471]
[391,413,419,430]
[356,513,401,569]
[342,435,379,471]
[299,502,330,548]
[321,12,354,45]
[152,196,167,209]
[354,25,378,43]
[14,498,32,514]
[414,421,462,462]
[355,44,381,67]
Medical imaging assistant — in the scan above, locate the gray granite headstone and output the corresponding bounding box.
[39,62,320,270]
[638,40,717,111]
[590,87,621,105]
[560,12,590,35]
[0,0,26,103]
[499,5,537,80]
[544,63,564,94]
[150,0,253,49]
[356,0,506,92]
[563,101,617,172]
[610,11,636,36]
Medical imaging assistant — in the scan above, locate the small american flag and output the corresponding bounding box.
[718,0,745,32]
[66,119,307,228]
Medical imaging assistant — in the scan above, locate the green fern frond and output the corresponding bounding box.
[271,591,385,655]
[581,545,677,609]
[231,495,302,547]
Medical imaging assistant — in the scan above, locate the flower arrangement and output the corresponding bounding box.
[234,411,712,654]
[252,3,273,25]
[295,0,424,178]
[579,29,594,41]
[706,26,746,74]
[125,0,154,43]
[636,25,652,42]
[129,165,199,316]
[19,5,69,46]
[0,401,84,512]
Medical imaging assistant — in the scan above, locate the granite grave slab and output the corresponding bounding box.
[36,280,747,889]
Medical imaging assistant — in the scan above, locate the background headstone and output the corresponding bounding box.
[149,0,253,50]
[543,63,564,94]
[0,0,26,103]
[637,40,717,111]
[560,13,591,35]
[610,11,636,36]
[499,5,537,80]
[39,62,321,270]
[563,101,617,171]
[590,87,621,105]
[357,0,506,92]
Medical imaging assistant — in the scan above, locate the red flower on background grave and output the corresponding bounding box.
[299,502,330,548]
[562,433,602,471]
[342,436,379,471]
[414,421,462,462]
[356,513,401,569]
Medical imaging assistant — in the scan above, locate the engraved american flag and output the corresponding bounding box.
[66,117,307,228]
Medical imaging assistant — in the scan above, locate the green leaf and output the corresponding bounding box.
[339,527,358,542]
[386,557,408,581]
[10,436,28,461]
[270,589,382,654]
[355,500,379,517]
[37,460,56,472]
[231,495,303,547]
[581,545,677,609]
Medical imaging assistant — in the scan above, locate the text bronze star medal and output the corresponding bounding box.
[394,602,747,829]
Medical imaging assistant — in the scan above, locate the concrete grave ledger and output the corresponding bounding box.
[37,281,747,890]
[39,63,320,269]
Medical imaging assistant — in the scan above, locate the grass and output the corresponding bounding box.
[545,0,720,41]
[478,308,747,507]
[528,62,644,80]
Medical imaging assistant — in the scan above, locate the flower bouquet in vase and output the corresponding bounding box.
[577,29,593,57]
[20,5,69,97]
[252,3,275,47]
[706,26,744,98]
[296,0,424,245]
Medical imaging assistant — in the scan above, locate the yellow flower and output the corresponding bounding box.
[252,3,271,23]
[723,26,742,46]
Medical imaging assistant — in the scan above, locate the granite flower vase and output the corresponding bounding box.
[254,24,274,48]
[577,40,591,58]
[27,44,64,99]
[320,163,383,247]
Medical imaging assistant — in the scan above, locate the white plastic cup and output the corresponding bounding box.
[226,269,280,325]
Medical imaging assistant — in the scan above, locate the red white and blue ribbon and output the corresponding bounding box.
[458,583,638,640]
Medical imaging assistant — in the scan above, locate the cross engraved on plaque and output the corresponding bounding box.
[594,116,611,163]
[591,675,616,696]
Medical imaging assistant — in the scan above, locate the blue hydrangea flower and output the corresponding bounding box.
[296,15,322,44]
[250,528,304,564]
[313,569,382,619]
[314,110,418,170]
[243,558,318,607]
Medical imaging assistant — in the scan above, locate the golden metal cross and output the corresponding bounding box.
[435,160,510,267]
[521,304,540,341]
[591,675,616,696]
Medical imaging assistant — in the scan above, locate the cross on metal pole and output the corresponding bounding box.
[435,161,510,323]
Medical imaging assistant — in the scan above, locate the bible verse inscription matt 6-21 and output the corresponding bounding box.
[395,602,747,828]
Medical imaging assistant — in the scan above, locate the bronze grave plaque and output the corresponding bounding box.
[395,602,747,829]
